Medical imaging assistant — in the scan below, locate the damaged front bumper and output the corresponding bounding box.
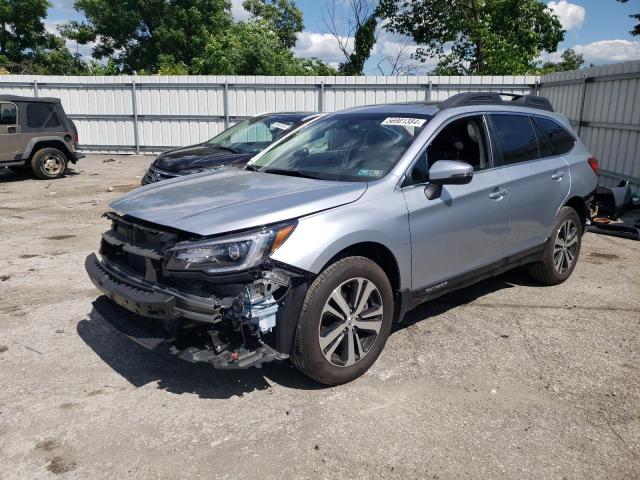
[85,215,310,370]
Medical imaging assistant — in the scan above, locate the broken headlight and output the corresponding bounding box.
[165,222,296,273]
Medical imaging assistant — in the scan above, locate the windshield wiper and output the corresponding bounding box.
[245,164,261,172]
[262,168,323,180]
[214,144,242,154]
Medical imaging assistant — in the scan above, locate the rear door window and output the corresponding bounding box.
[535,117,576,155]
[531,119,555,158]
[490,114,539,165]
[0,103,17,125]
[27,103,61,129]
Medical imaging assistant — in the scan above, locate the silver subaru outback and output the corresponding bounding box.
[86,92,598,385]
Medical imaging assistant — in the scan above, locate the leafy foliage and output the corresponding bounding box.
[377,0,565,75]
[538,48,584,74]
[61,0,234,73]
[243,0,304,49]
[617,0,640,36]
[192,20,335,75]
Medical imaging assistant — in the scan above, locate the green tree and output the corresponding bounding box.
[192,19,335,75]
[0,0,54,62]
[243,0,303,49]
[62,0,234,73]
[617,0,640,36]
[322,0,378,76]
[538,48,584,74]
[377,0,565,75]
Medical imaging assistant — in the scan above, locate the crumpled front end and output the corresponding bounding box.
[85,212,310,369]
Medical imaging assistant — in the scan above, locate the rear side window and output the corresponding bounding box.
[0,103,17,125]
[490,114,539,165]
[535,117,576,155]
[27,103,61,128]
[532,119,555,158]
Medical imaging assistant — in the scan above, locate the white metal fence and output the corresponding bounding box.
[0,74,537,154]
[0,68,637,189]
[539,61,640,189]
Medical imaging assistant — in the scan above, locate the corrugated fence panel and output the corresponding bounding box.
[0,74,537,154]
[539,61,640,190]
[1,70,636,188]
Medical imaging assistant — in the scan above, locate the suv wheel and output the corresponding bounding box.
[528,206,582,285]
[31,147,68,180]
[292,256,393,385]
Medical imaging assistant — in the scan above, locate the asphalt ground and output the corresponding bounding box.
[1,155,639,479]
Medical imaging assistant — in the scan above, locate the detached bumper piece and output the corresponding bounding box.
[86,248,292,370]
[86,253,179,320]
[173,343,289,369]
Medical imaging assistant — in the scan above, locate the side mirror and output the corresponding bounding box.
[424,160,474,200]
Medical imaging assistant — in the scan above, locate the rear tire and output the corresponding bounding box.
[30,147,68,180]
[292,256,394,386]
[528,206,582,285]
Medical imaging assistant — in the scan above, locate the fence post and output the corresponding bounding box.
[426,80,433,101]
[33,79,39,97]
[577,73,589,136]
[319,80,325,112]
[131,78,140,155]
[223,80,230,128]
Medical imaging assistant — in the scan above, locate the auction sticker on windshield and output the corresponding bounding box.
[271,122,291,131]
[381,117,427,127]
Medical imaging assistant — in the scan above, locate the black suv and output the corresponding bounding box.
[0,95,82,179]
[141,112,318,184]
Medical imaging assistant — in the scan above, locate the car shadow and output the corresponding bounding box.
[78,268,541,396]
[77,297,324,399]
[0,167,79,183]
[394,267,540,331]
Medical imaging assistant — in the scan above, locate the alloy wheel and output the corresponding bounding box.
[318,277,384,367]
[553,219,579,274]
[42,153,65,176]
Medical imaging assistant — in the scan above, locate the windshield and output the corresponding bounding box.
[207,116,299,154]
[250,113,431,182]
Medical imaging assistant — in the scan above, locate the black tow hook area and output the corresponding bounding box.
[172,343,289,369]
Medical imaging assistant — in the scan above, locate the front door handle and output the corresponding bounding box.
[489,187,507,200]
[551,170,564,181]
[7,126,16,134]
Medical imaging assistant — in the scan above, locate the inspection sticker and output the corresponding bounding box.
[358,169,384,177]
[381,117,427,127]
[271,122,291,131]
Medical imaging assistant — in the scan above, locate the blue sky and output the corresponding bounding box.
[46,0,640,74]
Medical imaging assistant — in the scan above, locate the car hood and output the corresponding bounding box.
[154,144,252,172]
[110,169,368,236]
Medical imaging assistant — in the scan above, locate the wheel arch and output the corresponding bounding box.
[563,196,588,229]
[320,241,401,295]
[25,138,72,161]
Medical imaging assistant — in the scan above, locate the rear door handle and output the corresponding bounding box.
[489,187,507,200]
[551,170,564,181]
[7,126,16,134]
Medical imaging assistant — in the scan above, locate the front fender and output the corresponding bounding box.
[270,189,412,290]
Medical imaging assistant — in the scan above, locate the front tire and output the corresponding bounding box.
[292,256,394,386]
[30,147,68,180]
[528,206,582,285]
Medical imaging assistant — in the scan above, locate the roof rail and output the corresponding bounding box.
[437,92,554,112]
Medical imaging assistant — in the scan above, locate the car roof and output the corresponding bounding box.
[335,102,440,116]
[256,112,317,121]
[0,94,61,104]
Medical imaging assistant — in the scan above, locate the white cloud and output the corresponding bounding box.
[573,39,640,63]
[44,19,95,60]
[230,0,251,21]
[294,31,354,65]
[547,1,586,31]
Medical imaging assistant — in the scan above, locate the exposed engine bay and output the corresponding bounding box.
[86,212,311,369]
